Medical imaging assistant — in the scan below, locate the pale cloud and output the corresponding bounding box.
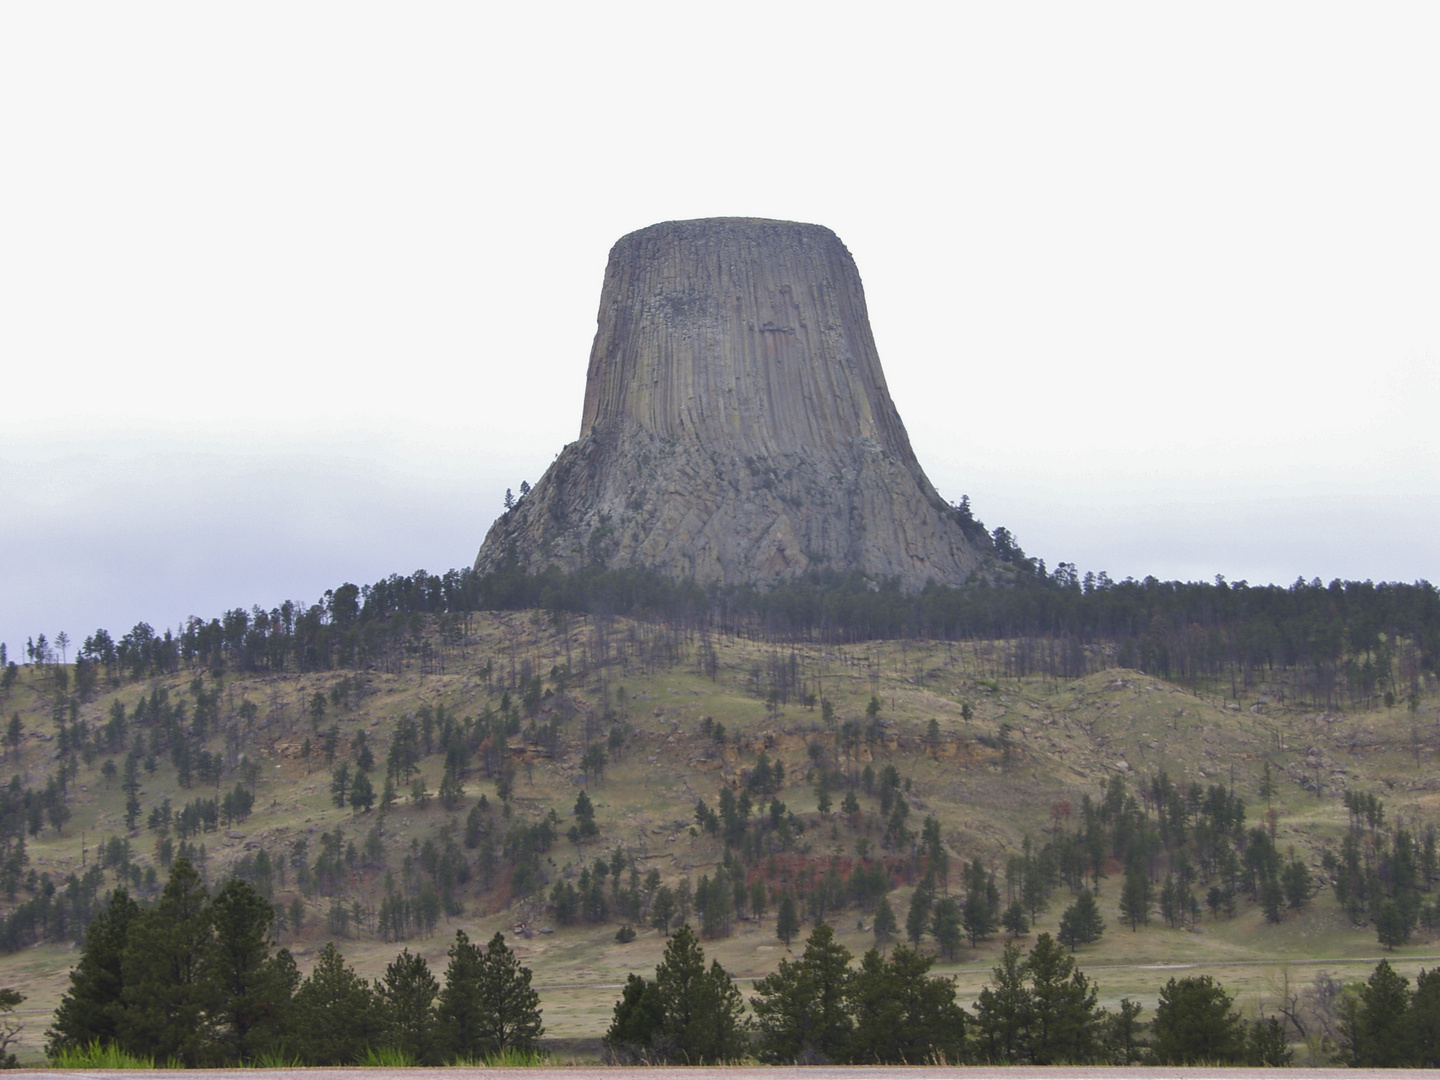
[2,2,1436,654]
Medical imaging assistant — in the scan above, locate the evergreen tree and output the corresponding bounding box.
[349,770,375,813]
[751,922,853,1064]
[1103,998,1145,1065]
[1281,854,1312,909]
[118,858,215,1066]
[1150,975,1246,1064]
[749,878,767,925]
[921,816,948,890]
[205,878,294,1062]
[1410,966,1440,1067]
[329,764,350,809]
[46,889,141,1054]
[651,924,746,1063]
[435,930,484,1061]
[651,885,676,935]
[1259,874,1285,923]
[963,860,998,945]
[931,896,963,959]
[1023,855,1050,921]
[473,932,543,1055]
[872,895,897,945]
[604,973,665,1062]
[1259,760,1276,802]
[1001,901,1029,938]
[845,945,967,1064]
[1376,899,1408,949]
[289,943,381,1065]
[570,790,599,842]
[775,893,799,947]
[1342,959,1413,1067]
[1158,874,1180,926]
[1119,865,1151,930]
[1246,1015,1293,1066]
[905,882,932,946]
[1057,890,1104,951]
[379,949,439,1064]
[1025,933,1101,1064]
[972,941,1031,1063]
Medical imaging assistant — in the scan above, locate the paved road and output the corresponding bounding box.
[521,954,1440,993]
[18,954,1437,1009]
[17,1069,1436,1079]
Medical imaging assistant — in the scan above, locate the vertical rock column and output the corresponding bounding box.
[476,217,985,591]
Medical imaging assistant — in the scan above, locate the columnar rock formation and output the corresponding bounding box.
[475,217,987,590]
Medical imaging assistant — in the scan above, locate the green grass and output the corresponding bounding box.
[357,1046,544,1067]
[360,1045,416,1067]
[454,1046,547,1066]
[47,1040,155,1069]
[251,1048,304,1067]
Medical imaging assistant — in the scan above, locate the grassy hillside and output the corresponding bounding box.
[1,611,1438,1062]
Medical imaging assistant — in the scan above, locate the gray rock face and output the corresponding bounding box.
[475,217,985,590]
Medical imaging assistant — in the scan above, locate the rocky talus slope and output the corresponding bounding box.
[476,217,985,589]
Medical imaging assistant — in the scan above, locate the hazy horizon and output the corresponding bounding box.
[3,3,1436,659]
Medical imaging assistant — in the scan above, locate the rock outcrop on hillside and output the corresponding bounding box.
[475,217,986,590]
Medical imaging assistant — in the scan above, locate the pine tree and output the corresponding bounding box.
[1376,899,1408,950]
[1001,901,1029,938]
[845,945,967,1064]
[651,885,677,935]
[1246,1015,1293,1066]
[872,896,897,945]
[45,889,141,1054]
[1023,856,1050,921]
[963,891,998,946]
[604,973,665,1061]
[905,881,932,946]
[963,859,998,945]
[972,941,1031,1063]
[289,943,381,1065]
[1119,866,1151,930]
[1057,890,1104,951]
[1282,854,1312,910]
[1104,997,1146,1065]
[931,897,963,959]
[379,949,439,1063]
[651,924,746,1063]
[1151,975,1246,1064]
[570,790,598,842]
[117,858,216,1065]
[749,879,767,925]
[1343,959,1413,1067]
[474,932,543,1055]
[775,894,799,947]
[1025,933,1101,1064]
[349,770,375,812]
[1410,967,1440,1067]
[1259,761,1276,802]
[751,922,853,1064]
[205,878,295,1062]
[1158,874,1180,927]
[436,931,484,1061]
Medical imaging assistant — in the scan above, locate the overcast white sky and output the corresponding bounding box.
[3,3,1437,659]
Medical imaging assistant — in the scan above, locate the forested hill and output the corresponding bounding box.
[15,563,1436,713]
[2,563,1440,1065]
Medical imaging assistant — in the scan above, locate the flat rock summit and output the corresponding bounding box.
[475,217,986,590]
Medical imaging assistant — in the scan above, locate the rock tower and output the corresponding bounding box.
[474,217,985,590]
